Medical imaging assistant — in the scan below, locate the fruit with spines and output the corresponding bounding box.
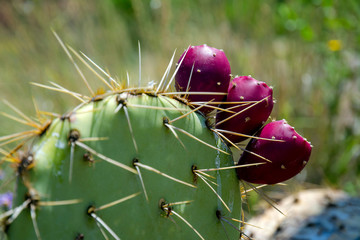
[236,119,312,184]
[175,44,231,113]
[216,75,273,143]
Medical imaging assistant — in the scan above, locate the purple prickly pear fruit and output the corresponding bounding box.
[175,44,231,113]
[236,120,312,184]
[216,75,273,143]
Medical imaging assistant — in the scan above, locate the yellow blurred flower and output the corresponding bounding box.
[327,39,342,51]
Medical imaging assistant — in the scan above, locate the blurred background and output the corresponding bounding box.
[0,0,359,212]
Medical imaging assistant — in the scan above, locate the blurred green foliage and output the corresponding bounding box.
[0,0,359,198]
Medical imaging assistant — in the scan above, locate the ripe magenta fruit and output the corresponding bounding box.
[216,75,273,143]
[175,44,231,113]
[236,120,312,184]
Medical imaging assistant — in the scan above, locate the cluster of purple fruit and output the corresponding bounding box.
[175,45,312,185]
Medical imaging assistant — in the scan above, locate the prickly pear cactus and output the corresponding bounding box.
[0,41,313,240]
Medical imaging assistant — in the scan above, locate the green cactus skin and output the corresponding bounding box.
[5,92,242,239]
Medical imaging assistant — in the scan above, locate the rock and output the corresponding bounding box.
[244,188,360,240]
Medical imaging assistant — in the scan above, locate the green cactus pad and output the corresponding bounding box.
[6,91,242,239]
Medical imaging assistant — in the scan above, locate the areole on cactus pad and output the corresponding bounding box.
[0,37,312,240]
